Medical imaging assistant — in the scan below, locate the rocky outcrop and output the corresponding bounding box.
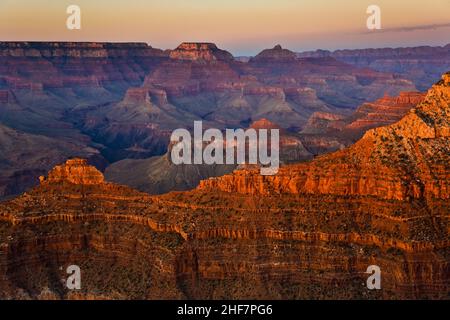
[39,159,104,185]
[169,43,234,62]
[250,45,297,63]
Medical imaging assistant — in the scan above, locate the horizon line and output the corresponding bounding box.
[0,40,449,57]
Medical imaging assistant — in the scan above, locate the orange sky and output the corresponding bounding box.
[1,0,449,55]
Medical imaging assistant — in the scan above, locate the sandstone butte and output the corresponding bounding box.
[169,42,234,62]
[0,73,449,300]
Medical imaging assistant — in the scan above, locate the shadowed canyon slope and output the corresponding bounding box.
[0,73,449,299]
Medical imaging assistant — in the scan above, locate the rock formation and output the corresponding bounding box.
[0,41,437,201]
[250,45,297,63]
[297,44,450,91]
[0,124,102,198]
[299,91,427,155]
[105,118,312,195]
[169,42,234,62]
[345,92,426,131]
[40,159,104,185]
[0,73,449,299]
[200,72,450,201]
[0,41,418,174]
[122,88,152,104]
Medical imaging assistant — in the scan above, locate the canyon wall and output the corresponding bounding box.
[1,71,449,302]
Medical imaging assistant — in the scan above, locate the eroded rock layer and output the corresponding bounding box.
[0,155,448,299]
[0,42,422,197]
[0,69,448,299]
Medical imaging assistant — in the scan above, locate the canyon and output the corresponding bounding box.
[105,118,311,194]
[2,41,445,198]
[0,72,448,300]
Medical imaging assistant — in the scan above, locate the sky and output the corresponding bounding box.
[0,0,449,56]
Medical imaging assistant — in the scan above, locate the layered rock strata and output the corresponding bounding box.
[0,73,448,300]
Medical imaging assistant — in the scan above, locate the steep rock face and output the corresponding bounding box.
[0,42,168,58]
[0,163,185,299]
[145,44,240,97]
